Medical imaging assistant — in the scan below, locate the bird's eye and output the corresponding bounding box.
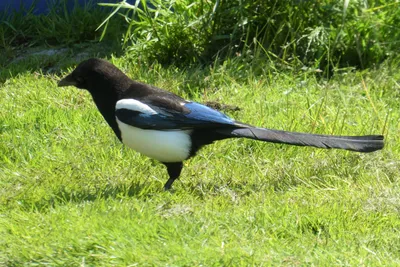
[75,76,84,84]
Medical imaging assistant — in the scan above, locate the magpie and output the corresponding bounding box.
[58,58,384,190]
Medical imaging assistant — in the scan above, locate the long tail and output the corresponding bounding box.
[216,127,384,153]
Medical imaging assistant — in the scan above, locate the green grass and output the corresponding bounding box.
[1,54,399,266]
[0,0,124,66]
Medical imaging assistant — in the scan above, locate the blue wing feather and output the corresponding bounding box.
[183,102,234,125]
[116,101,236,130]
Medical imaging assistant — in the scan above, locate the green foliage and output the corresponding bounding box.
[100,0,400,69]
[98,0,216,65]
[1,0,398,69]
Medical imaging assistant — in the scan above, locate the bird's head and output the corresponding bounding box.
[58,58,128,92]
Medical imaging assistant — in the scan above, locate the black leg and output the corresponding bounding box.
[163,162,183,190]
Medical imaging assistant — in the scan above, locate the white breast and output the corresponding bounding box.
[116,120,192,162]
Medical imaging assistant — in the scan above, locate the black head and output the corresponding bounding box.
[58,58,129,92]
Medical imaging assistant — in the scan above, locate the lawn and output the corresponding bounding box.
[1,52,399,265]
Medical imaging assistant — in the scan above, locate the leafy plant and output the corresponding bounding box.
[98,0,218,65]
[98,0,400,69]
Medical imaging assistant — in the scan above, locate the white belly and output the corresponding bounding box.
[116,120,192,162]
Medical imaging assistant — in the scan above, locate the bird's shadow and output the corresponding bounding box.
[14,180,160,212]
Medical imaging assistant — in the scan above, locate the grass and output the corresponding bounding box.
[0,0,124,65]
[1,53,399,265]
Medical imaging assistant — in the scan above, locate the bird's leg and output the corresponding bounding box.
[163,162,183,190]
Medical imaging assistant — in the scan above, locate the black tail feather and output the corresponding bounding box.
[216,127,384,153]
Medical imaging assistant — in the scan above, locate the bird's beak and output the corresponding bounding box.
[58,74,76,87]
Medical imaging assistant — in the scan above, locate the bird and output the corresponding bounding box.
[58,58,384,190]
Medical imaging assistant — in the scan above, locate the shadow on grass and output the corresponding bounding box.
[0,0,130,84]
[0,41,124,84]
[11,181,158,212]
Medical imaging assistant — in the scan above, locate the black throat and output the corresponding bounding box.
[90,90,122,141]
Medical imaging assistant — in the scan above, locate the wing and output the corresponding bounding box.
[115,98,237,130]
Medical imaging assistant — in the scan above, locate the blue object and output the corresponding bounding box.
[0,0,134,15]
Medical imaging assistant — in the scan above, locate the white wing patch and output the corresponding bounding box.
[116,99,157,115]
